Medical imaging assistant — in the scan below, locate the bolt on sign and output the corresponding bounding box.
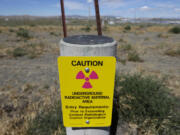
[58,56,116,127]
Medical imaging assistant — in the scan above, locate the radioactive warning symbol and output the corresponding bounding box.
[76,70,98,89]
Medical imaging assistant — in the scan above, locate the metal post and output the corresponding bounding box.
[60,35,117,135]
[94,0,102,36]
[60,0,67,37]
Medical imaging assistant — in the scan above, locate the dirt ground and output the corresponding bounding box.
[0,25,179,135]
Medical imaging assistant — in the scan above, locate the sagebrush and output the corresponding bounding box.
[115,74,180,135]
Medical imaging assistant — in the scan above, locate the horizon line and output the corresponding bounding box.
[0,15,180,19]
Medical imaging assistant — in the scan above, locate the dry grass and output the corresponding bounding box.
[117,43,145,63]
[146,26,171,33]
[0,38,58,59]
[165,48,180,57]
[0,84,63,135]
[157,33,169,38]
[5,42,46,58]
[0,24,180,135]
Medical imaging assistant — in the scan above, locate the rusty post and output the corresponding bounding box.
[60,0,67,37]
[94,0,102,36]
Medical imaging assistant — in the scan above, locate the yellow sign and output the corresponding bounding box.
[58,56,116,127]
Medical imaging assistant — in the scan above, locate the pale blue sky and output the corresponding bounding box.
[0,0,180,18]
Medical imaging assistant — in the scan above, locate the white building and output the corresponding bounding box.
[108,21,115,25]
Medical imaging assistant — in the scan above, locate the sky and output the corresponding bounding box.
[0,0,180,18]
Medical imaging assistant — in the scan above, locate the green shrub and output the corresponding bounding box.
[13,47,27,57]
[43,84,50,89]
[9,29,15,32]
[139,24,145,29]
[16,28,31,38]
[144,37,149,41]
[118,38,124,42]
[115,74,179,134]
[157,33,162,38]
[0,30,2,33]
[102,25,108,31]
[124,25,131,31]
[117,58,126,65]
[128,51,143,62]
[165,49,180,57]
[51,32,61,37]
[28,51,38,59]
[157,33,169,38]
[29,24,36,27]
[6,49,13,56]
[50,32,55,35]
[121,44,132,52]
[27,101,65,135]
[81,25,91,32]
[169,27,180,34]
[49,32,61,37]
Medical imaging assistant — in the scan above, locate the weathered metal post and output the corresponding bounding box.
[60,0,67,37]
[94,0,102,36]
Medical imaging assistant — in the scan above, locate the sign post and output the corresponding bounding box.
[94,0,102,36]
[60,0,67,37]
[58,35,117,135]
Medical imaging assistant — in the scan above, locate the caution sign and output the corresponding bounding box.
[58,56,116,127]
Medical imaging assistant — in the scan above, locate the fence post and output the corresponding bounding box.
[59,35,117,135]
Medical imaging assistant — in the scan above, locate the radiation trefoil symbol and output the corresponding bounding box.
[76,68,98,89]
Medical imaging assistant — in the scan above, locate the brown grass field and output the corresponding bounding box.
[0,23,180,135]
